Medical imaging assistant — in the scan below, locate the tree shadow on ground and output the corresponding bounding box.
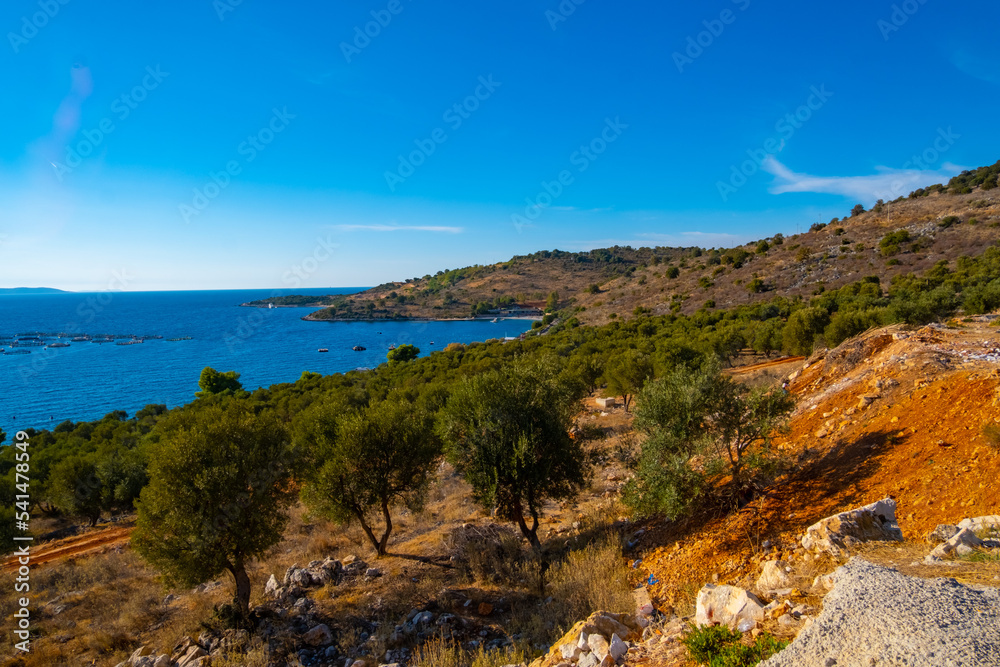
[637,428,907,557]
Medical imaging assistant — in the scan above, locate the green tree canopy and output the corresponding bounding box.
[298,397,440,556]
[132,402,295,618]
[604,349,654,411]
[545,290,559,312]
[46,455,104,526]
[438,359,588,552]
[196,367,243,398]
[387,344,420,364]
[625,360,794,518]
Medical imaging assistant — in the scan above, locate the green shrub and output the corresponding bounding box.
[879,230,911,256]
[682,624,788,667]
[938,215,960,229]
[782,307,829,356]
[683,624,741,663]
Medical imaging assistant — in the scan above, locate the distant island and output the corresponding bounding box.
[0,287,70,294]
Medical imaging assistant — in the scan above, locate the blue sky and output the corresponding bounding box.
[0,0,997,291]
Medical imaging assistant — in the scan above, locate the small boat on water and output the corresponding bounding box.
[352,345,366,351]
[388,344,396,350]
[491,318,498,323]
[318,348,329,353]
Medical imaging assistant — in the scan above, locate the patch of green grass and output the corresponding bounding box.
[962,549,999,563]
[682,624,788,667]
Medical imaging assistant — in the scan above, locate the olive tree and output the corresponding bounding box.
[132,402,295,619]
[299,397,440,556]
[438,359,588,553]
[624,360,794,518]
[604,349,653,411]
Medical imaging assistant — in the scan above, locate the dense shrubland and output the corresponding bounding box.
[6,233,1000,557]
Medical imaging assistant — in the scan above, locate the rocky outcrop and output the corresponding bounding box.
[694,585,765,631]
[957,514,1000,533]
[529,611,640,667]
[927,527,983,560]
[925,524,959,544]
[800,498,903,557]
[756,560,793,595]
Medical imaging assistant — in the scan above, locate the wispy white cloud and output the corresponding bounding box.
[636,230,751,247]
[560,230,751,251]
[951,50,1000,85]
[548,205,614,213]
[763,157,964,202]
[331,224,463,234]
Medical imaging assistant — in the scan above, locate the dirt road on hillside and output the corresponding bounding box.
[727,356,805,375]
[2,524,132,571]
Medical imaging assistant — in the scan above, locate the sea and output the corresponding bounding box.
[0,289,534,436]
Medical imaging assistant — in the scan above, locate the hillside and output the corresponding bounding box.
[576,185,1000,324]
[3,321,998,666]
[0,287,69,294]
[244,161,1000,324]
[245,246,700,320]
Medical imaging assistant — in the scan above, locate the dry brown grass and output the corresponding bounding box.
[411,637,530,667]
[0,549,229,667]
[2,416,645,667]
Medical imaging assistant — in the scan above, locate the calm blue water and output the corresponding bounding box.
[0,289,533,434]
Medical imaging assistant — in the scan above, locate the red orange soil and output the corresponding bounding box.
[635,322,1000,612]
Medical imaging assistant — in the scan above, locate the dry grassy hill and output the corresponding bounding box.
[576,188,1000,324]
[245,163,1000,324]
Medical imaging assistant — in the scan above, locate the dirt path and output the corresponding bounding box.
[727,355,806,375]
[2,524,133,571]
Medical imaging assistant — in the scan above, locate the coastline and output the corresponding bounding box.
[300,313,542,323]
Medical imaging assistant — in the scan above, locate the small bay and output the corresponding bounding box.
[0,288,533,434]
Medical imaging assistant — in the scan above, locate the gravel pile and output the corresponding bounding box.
[761,558,1000,667]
